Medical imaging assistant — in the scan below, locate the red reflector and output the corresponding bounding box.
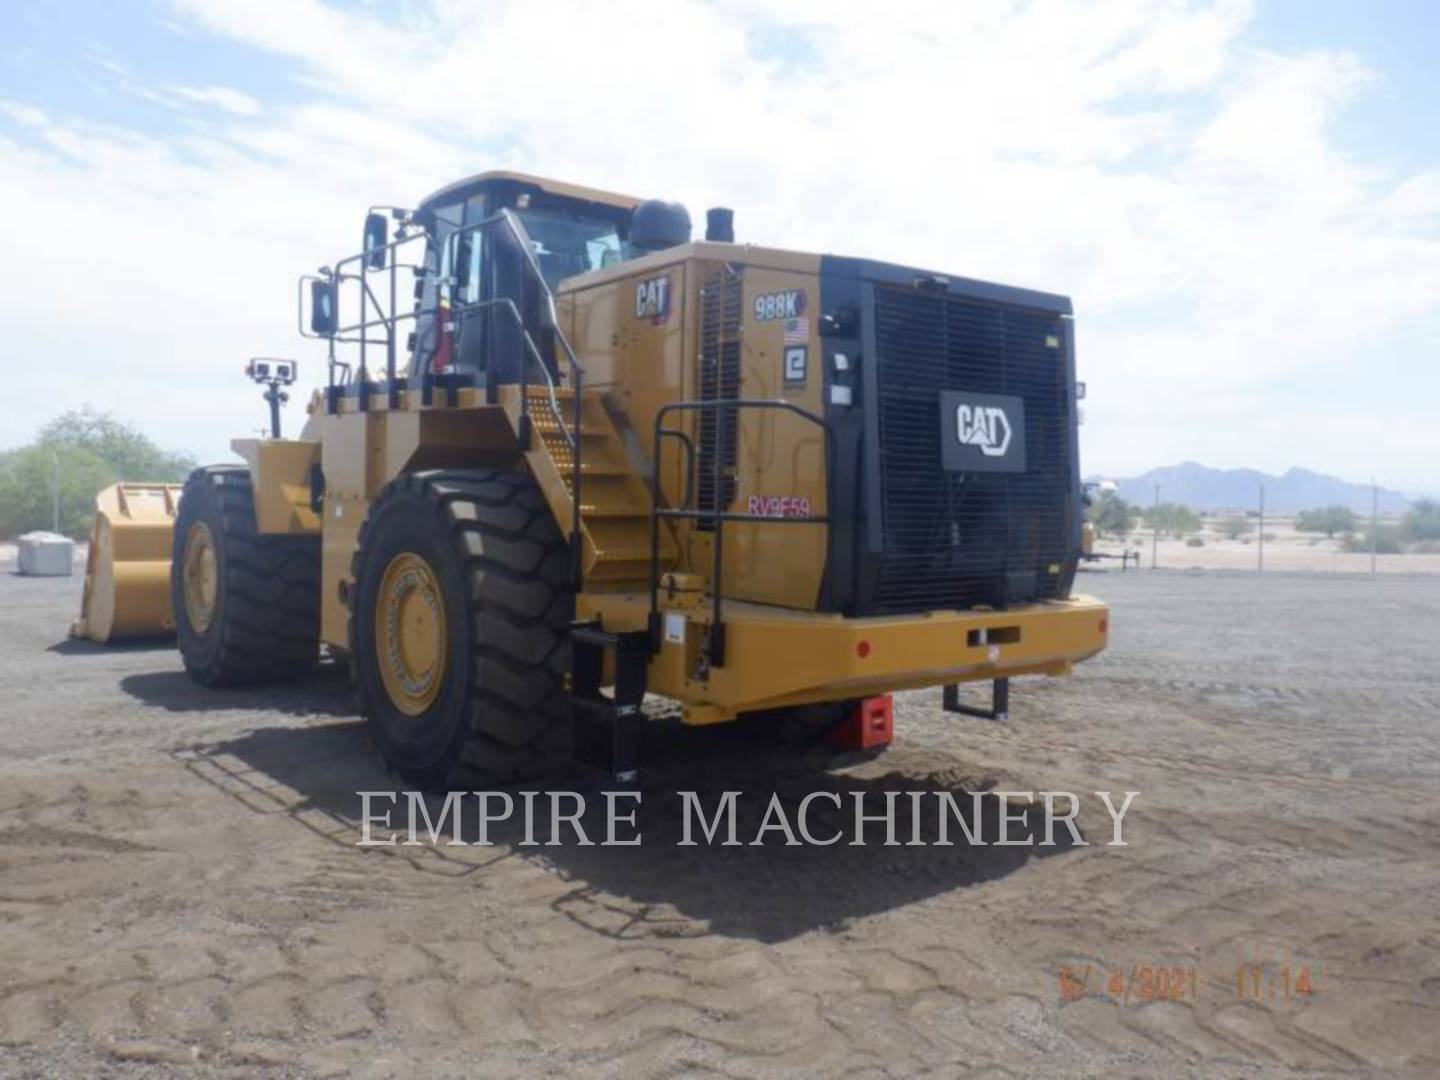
[856,640,872,658]
[1099,618,1109,633]
[826,695,893,750]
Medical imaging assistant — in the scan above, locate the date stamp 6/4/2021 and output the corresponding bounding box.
[1057,962,1319,1005]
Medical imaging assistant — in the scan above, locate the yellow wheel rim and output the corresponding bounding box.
[376,552,448,717]
[182,522,218,633]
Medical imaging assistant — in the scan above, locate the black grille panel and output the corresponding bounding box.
[868,285,1074,613]
[696,267,742,528]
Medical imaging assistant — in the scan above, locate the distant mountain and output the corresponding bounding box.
[1092,462,1413,515]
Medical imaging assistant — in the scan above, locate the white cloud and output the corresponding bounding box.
[0,100,47,127]
[0,0,1437,491]
[167,84,262,116]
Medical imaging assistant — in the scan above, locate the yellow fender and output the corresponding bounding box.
[70,483,182,643]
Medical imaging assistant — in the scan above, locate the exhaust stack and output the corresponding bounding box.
[705,207,734,243]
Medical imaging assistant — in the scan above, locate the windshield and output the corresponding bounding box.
[514,204,623,288]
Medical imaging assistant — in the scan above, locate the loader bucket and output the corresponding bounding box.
[70,483,182,643]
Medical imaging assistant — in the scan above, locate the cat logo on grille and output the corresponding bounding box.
[956,404,1012,457]
[939,391,1027,473]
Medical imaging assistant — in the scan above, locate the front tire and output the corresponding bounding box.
[171,466,320,686]
[349,469,572,790]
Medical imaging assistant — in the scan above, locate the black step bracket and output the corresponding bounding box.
[571,622,649,784]
[943,677,1010,722]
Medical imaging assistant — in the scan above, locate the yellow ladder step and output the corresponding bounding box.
[592,546,668,563]
[533,424,608,438]
[581,505,651,518]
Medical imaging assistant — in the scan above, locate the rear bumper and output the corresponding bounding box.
[588,591,1109,723]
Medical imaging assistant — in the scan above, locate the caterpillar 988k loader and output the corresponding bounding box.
[75,171,1108,786]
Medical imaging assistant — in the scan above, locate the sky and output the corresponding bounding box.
[1,0,1437,494]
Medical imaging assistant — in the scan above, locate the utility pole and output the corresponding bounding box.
[1151,483,1160,570]
[1371,478,1378,576]
[51,451,60,534]
[1258,484,1265,573]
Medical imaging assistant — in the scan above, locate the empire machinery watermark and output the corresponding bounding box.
[355,789,1140,848]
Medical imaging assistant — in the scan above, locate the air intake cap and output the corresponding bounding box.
[630,200,691,252]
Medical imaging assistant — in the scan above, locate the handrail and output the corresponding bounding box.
[332,225,429,407]
[649,399,836,667]
[300,206,589,589]
[440,211,585,406]
[441,209,586,587]
[302,209,584,424]
[442,297,572,442]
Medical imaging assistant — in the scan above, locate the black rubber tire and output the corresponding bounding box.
[172,466,321,686]
[349,469,573,790]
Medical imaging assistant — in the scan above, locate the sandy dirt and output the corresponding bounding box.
[1,557,1438,1077]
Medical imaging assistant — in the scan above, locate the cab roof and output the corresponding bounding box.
[418,170,643,212]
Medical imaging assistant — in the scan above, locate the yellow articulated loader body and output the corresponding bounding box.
[76,171,1107,786]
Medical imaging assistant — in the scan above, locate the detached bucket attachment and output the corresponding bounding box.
[70,483,182,643]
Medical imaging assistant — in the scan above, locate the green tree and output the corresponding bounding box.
[1295,505,1356,538]
[1087,490,1136,539]
[0,409,195,539]
[1143,502,1200,537]
[1402,499,1440,542]
[1216,516,1247,540]
[39,406,195,482]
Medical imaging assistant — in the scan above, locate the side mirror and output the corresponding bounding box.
[363,212,388,270]
[310,279,338,336]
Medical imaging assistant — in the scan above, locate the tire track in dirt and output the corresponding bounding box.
[3,568,1440,1074]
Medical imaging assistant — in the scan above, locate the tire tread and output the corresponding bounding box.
[174,465,320,686]
[350,468,572,789]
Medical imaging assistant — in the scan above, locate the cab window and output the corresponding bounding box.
[515,204,624,288]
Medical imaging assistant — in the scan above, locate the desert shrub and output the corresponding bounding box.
[1185,536,1204,547]
[1216,517,1247,540]
[1343,525,1404,555]
[1403,500,1440,542]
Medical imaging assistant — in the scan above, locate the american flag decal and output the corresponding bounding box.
[783,317,808,345]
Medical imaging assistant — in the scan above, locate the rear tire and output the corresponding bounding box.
[349,469,572,790]
[172,466,321,686]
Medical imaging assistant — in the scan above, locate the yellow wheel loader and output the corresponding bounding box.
[75,171,1108,786]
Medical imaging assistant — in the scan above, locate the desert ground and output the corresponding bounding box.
[1,552,1438,1077]
[1093,515,1440,575]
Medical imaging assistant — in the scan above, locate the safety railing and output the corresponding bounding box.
[649,400,836,668]
[442,209,586,587]
[298,208,588,589]
[440,210,583,439]
[299,217,429,411]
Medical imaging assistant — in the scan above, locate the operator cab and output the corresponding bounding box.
[410,172,641,382]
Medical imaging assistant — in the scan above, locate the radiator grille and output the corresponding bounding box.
[696,266,742,528]
[869,285,1073,613]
